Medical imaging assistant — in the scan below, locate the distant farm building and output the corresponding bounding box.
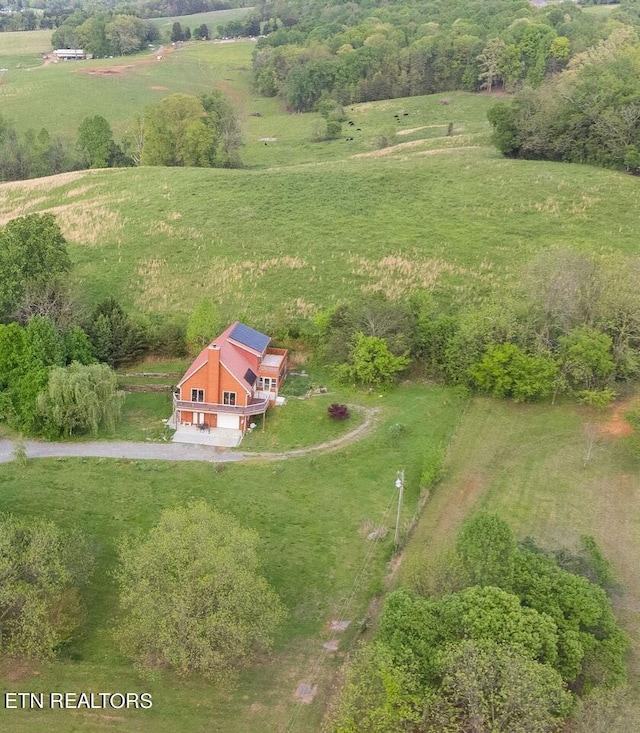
[53,49,86,60]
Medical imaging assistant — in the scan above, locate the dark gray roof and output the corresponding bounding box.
[229,322,270,354]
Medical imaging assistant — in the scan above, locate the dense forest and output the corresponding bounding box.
[233,0,620,111]
[488,25,640,172]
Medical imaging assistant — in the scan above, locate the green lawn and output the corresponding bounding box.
[108,391,174,441]
[0,383,464,732]
[240,394,366,452]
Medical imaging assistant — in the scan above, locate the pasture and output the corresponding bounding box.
[1,22,640,731]
[0,28,50,69]
[1,149,640,322]
[149,6,253,36]
[0,384,464,733]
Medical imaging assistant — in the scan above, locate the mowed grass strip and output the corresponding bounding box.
[0,384,463,733]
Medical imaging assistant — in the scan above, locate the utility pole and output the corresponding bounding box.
[394,469,405,549]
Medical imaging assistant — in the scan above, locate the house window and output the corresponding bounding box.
[191,389,204,402]
[223,391,236,406]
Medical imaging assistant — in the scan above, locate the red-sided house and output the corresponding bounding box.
[172,322,288,432]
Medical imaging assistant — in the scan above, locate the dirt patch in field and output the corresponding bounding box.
[396,125,446,136]
[83,65,136,77]
[150,85,169,91]
[600,400,637,438]
[75,45,176,79]
[0,659,39,681]
[217,79,244,108]
[351,140,479,159]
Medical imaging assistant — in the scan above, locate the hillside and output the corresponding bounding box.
[1,145,639,323]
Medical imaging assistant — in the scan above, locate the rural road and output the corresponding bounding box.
[0,439,246,464]
[0,406,380,465]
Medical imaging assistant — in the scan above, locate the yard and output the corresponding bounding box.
[0,383,464,732]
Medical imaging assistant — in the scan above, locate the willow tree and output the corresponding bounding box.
[37,361,124,437]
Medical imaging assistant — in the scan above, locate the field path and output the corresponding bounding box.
[0,406,380,464]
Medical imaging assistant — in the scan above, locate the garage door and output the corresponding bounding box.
[217,413,240,430]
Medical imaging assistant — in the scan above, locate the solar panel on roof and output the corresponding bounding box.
[229,323,270,354]
[244,369,257,386]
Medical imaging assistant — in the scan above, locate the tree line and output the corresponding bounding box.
[237,0,619,112]
[0,213,185,438]
[488,26,640,174]
[0,0,241,32]
[0,89,241,183]
[327,514,627,732]
[303,248,640,408]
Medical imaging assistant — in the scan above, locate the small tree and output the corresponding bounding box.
[337,333,410,388]
[0,514,92,659]
[77,115,118,169]
[37,362,124,437]
[115,501,286,681]
[470,342,557,401]
[185,299,221,355]
[170,22,183,42]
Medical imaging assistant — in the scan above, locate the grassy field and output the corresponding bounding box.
[150,7,252,36]
[0,28,51,69]
[1,147,639,321]
[400,395,640,729]
[2,39,639,322]
[0,383,464,732]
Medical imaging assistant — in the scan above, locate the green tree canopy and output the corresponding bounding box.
[424,640,574,733]
[140,92,241,168]
[0,214,71,320]
[86,297,148,367]
[115,501,286,681]
[0,514,93,659]
[37,362,124,438]
[78,115,118,169]
[470,342,558,401]
[337,332,410,387]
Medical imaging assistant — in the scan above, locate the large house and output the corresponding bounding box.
[172,322,287,433]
